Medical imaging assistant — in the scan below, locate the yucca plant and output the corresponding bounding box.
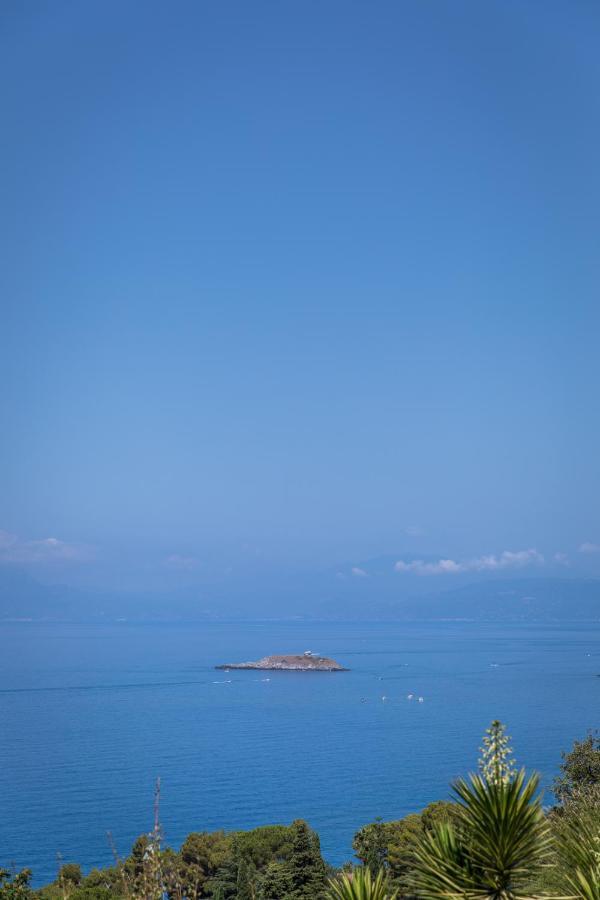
[410,722,553,900]
[556,808,600,900]
[326,866,397,900]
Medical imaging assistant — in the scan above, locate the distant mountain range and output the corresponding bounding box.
[1,565,599,622]
[388,577,600,621]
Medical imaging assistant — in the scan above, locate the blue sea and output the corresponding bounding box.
[1,620,599,886]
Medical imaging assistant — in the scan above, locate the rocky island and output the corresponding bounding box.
[215,651,348,671]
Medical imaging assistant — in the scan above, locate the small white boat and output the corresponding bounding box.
[418,696,424,703]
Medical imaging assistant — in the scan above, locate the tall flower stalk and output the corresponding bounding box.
[479,720,517,787]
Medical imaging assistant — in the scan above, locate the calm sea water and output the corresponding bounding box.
[1,620,599,885]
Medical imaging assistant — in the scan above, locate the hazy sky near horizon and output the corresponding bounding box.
[2,1,599,588]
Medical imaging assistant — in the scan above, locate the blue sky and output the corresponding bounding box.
[1,1,599,590]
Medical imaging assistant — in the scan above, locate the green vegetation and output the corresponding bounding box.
[3,727,600,900]
[326,867,397,900]
[553,732,600,804]
[0,869,33,900]
[409,770,552,900]
[541,732,600,900]
[353,803,461,894]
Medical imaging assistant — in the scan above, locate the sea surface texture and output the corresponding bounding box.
[1,620,598,885]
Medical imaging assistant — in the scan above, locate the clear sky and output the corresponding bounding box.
[2,1,599,590]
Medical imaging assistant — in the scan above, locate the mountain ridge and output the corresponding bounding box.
[1,567,599,622]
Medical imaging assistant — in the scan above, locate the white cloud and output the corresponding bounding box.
[351,566,368,577]
[554,552,570,566]
[0,530,91,564]
[164,554,201,571]
[579,542,600,555]
[394,558,462,575]
[394,548,544,576]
